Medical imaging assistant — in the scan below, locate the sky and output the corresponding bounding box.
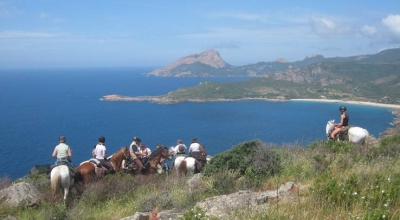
[1,0,400,69]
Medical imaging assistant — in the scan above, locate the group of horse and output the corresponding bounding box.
[50,144,209,202]
[51,120,369,203]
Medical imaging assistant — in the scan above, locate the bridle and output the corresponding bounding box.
[121,147,131,160]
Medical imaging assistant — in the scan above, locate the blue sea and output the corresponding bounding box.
[0,67,396,180]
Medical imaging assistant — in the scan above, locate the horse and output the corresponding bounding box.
[76,146,130,184]
[141,146,171,176]
[50,165,74,203]
[326,120,369,147]
[173,145,209,176]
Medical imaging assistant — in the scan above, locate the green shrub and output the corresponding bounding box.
[204,140,282,179]
[204,168,238,195]
[367,134,400,159]
[204,140,260,176]
[312,174,361,209]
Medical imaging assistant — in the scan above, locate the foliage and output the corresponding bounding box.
[1,136,400,220]
[367,134,400,159]
[181,207,219,220]
[203,139,283,179]
[203,168,238,195]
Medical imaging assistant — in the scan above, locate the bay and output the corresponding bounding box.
[0,67,395,180]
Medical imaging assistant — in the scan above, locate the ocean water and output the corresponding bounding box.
[0,67,396,180]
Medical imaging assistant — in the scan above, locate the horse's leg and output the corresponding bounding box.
[178,161,187,177]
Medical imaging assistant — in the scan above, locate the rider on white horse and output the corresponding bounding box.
[188,138,207,167]
[52,136,76,178]
[173,139,187,156]
[330,106,349,140]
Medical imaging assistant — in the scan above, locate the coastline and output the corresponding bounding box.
[290,99,400,109]
[290,99,400,138]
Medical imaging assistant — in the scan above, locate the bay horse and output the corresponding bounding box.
[50,165,74,203]
[326,120,369,147]
[77,146,130,184]
[141,146,170,176]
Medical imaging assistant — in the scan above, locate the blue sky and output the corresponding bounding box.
[1,0,400,69]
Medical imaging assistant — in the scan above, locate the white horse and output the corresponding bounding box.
[174,156,197,176]
[326,120,369,146]
[50,165,74,202]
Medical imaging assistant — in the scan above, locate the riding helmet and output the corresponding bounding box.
[339,106,347,111]
[59,136,66,143]
[98,136,106,143]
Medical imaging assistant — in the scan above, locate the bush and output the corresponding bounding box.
[203,140,260,176]
[367,134,400,159]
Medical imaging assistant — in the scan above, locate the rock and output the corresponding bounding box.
[119,212,149,220]
[0,182,41,207]
[29,164,53,175]
[120,182,302,220]
[187,173,204,193]
[194,189,279,219]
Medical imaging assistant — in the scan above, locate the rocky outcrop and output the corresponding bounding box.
[0,182,41,207]
[121,181,300,220]
[148,50,229,77]
[29,164,53,175]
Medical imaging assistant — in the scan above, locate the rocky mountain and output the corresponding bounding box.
[103,48,400,105]
[147,48,400,78]
[148,50,231,77]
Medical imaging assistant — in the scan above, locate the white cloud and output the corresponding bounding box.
[310,17,338,37]
[382,14,400,39]
[360,25,377,36]
[39,12,49,19]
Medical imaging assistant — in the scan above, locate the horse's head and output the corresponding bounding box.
[326,120,335,137]
[120,146,131,160]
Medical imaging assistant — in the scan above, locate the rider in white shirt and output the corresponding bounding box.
[174,139,187,155]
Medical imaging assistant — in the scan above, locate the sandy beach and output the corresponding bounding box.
[290,99,400,109]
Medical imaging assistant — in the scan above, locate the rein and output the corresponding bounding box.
[110,147,130,171]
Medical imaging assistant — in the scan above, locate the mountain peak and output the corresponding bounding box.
[273,58,288,63]
[304,54,324,60]
[149,50,228,76]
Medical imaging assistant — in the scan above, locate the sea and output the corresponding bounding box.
[0,67,396,180]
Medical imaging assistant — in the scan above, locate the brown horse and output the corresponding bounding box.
[77,147,130,184]
[140,146,170,176]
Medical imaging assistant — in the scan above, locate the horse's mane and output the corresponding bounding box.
[149,146,166,160]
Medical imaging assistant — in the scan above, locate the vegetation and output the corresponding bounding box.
[131,48,400,104]
[1,132,399,219]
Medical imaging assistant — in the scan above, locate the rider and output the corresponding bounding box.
[94,136,114,174]
[156,144,169,173]
[174,139,187,156]
[330,106,350,140]
[52,136,73,166]
[129,136,144,172]
[140,143,152,165]
[188,138,207,167]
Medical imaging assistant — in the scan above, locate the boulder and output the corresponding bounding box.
[28,164,53,175]
[0,182,41,207]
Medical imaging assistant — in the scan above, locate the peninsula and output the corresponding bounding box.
[102,48,400,106]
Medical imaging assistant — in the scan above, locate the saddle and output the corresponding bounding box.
[337,126,351,141]
[53,163,77,179]
[191,152,207,171]
[89,158,102,168]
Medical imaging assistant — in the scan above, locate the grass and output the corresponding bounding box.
[1,134,399,220]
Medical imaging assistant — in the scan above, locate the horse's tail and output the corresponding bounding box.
[178,160,187,176]
[51,168,61,195]
[362,129,370,148]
